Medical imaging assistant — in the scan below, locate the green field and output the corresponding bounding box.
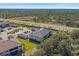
[18,37,37,50]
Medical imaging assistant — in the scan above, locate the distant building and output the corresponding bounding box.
[0,40,22,56]
[17,28,31,39]
[18,33,28,39]
[0,22,9,28]
[0,22,17,29]
[29,28,51,42]
[9,23,17,27]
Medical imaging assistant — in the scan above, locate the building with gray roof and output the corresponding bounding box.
[29,28,51,42]
[0,22,9,28]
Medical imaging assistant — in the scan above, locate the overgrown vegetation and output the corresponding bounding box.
[33,30,79,56]
[1,9,79,27]
[17,36,38,55]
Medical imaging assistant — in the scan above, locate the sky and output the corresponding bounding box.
[0,3,79,9]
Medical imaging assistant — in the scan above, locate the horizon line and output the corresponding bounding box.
[0,3,79,9]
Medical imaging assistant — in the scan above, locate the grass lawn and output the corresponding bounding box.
[17,36,38,51]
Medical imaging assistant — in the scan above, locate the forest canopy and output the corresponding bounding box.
[0,9,79,27]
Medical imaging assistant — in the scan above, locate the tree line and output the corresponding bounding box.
[0,9,79,27]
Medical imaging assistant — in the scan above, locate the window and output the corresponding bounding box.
[9,47,18,51]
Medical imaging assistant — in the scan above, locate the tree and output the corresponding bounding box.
[33,48,46,56]
[70,30,79,39]
[58,40,72,56]
[33,31,72,56]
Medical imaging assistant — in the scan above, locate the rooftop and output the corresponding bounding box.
[0,22,8,25]
[30,28,50,38]
[0,40,21,53]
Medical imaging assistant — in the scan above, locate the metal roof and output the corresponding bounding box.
[29,28,50,38]
[0,40,21,53]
